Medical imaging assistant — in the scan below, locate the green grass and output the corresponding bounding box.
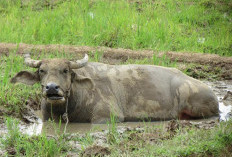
[0,52,40,116]
[125,53,177,67]
[0,0,231,56]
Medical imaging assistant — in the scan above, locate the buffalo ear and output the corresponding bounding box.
[11,71,40,85]
[72,73,94,90]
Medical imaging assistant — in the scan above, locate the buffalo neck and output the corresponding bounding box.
[66,85,94,122]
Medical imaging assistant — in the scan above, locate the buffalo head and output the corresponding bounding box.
[11,53,93,104]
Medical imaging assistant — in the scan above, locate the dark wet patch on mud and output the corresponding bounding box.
[25,97,41,111]
[20,97,41,123]
[81,145,111,157]
[179,64,224,80]
[166,119,217,137]
[223,91,232,101]
[21,105,39,123]
[0,106,8,117]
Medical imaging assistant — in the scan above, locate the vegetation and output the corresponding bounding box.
[0,51,40,118]
[0,0,231,156]
[1,116,232,156]
[108,120,232,156]
[0,0,231,56]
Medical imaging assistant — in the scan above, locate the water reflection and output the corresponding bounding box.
[38,119,164,135]
[20,119,43,136]
[219,102,232,121]
[204,81,232,122]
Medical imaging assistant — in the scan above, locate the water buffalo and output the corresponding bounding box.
[11,54,219,123]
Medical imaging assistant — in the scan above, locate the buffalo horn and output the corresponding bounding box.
[24,53,42,68]
[70,54,88,69]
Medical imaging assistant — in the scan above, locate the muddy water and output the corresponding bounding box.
[204,80,232,121]
[23,111,166,135]
[19,81,232,136]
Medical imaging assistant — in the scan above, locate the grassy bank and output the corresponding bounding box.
[0,0,231,56]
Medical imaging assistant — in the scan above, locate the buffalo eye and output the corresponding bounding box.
[39,69,45,73]
[63,69,68,74]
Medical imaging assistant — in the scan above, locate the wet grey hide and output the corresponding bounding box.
[11,54,219,123]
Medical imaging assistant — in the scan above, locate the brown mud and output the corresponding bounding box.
[0,43,232,80]
[81,145,111,157]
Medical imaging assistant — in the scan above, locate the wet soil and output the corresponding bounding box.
[0,43,232,79]
[81,145,111,157]
[68,120,219,156]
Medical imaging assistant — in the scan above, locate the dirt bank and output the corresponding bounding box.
[0,43,232,79]
[1,43,232,63]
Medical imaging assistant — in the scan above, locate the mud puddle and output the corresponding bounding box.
[204,80,232,121]
[5,80,232,136]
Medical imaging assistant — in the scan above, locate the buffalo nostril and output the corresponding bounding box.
[46,83,59,92]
